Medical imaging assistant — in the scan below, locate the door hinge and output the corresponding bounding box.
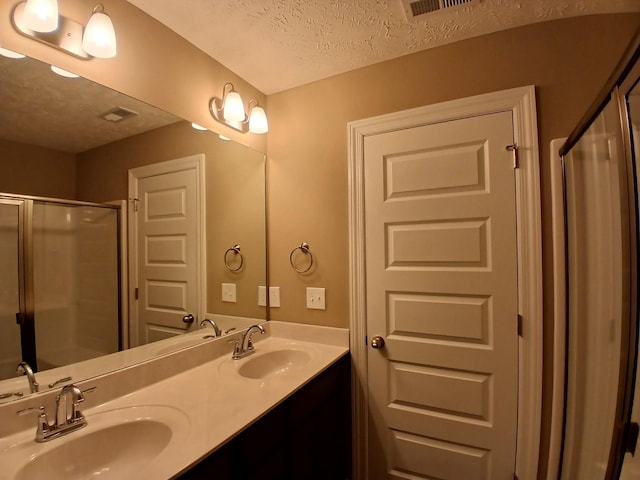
[134,287,139,300]
[506,144,519,169]
[130,197,140,212]
[517,314,523,337]
[625,422,639,454]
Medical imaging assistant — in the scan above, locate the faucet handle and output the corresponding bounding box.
[17,406,51,440]
[227,338,242,359]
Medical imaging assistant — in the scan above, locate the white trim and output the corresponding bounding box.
[127,154,206,346]
[347,86,543,480]
[547,138,567,480]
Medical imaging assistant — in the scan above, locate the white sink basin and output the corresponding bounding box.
[1,405,189,480]
[239,349,310,379]
[219,346,311,380]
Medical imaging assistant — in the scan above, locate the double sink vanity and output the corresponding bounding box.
[0,321,349,479]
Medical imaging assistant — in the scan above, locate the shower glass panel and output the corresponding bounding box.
[561,97,629,479]
[32,202,120,370]
[0,201,23,380]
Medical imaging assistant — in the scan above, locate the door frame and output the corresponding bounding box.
[348,86,543,480]
[127,154,206,347]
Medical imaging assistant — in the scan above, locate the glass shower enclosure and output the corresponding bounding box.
[0,194,120,381]
[559,32,640,479]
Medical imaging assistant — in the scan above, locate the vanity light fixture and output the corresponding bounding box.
[82,4,117,59]
[22,0,58,33]
[11,1,117,60]
[209,82,269,134]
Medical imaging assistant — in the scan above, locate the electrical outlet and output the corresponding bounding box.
[306,287,326,310]
[258,286,267,306]
[222,283,236,303]
[269,286,281,307]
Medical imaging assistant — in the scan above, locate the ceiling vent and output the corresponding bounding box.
[400,0,479,21]
[98,106,138,123]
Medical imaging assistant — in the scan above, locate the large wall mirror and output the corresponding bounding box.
[0,51,267,400]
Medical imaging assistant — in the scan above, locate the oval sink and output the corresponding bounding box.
[2,405,189,480]
[16,420,170,480]
[238,349,310,380]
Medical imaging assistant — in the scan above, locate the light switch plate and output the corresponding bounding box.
[269,286,281,307]
[258,286,267,306]
[306,287,326,310]
[222,283,236,303]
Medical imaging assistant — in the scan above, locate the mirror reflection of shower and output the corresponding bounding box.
[0,194,121,382]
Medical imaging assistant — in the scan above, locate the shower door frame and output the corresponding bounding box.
[0,197,35,370]
[0,192,122,373]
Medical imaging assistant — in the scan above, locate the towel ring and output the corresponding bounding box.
[224,245,244,272]
[290,242,314,274]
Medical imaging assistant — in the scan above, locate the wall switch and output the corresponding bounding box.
[222,283,236,303]
[306,287,326,310]
[258,286,267,307]
[269,286,281,307]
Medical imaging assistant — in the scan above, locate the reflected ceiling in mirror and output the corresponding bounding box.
[0,53,180,153]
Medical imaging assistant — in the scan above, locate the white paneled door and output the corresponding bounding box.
[364,111,519,479]
[128,155,204,346]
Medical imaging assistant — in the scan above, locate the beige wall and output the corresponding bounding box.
[0,0,267,153]
[0,138,76,198]
[77,121,267,320]
[266,14,640,328]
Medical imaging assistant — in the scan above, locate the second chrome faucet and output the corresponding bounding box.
[16,362,39,393]
[230,324,266,360]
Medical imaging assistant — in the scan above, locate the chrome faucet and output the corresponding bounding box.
[56,384,85,427]
[200,318,222,337]
[231,324,266,359]
[17,383,92,442]
[16,362,39,393]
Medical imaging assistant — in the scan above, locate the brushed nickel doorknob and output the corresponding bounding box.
[182,313,195,324]
[371,336,385,349]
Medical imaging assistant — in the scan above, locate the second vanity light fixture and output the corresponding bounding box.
[11,0,117,59]
[209,83,269,134]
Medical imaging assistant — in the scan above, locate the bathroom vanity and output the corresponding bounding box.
[0,321,350,479]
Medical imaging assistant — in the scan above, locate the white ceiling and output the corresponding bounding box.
[126,0,640,95]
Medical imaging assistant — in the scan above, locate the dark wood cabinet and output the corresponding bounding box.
[178,354,351,480]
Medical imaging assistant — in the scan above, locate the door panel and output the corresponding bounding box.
[134,164,200,344]
[365,111,518,479]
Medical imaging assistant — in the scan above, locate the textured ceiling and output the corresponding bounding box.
[126,0,640,94]
[0,54,180,153]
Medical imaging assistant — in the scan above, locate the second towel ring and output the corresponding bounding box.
[224,244,244,272]
[290,242,314,274]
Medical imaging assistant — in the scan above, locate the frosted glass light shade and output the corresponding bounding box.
[223,91,246,122]
[249,106,269,134]
[23,0,59,33]
[82,11,117,58]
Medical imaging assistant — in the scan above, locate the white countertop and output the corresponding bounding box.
[0,321,349,479]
